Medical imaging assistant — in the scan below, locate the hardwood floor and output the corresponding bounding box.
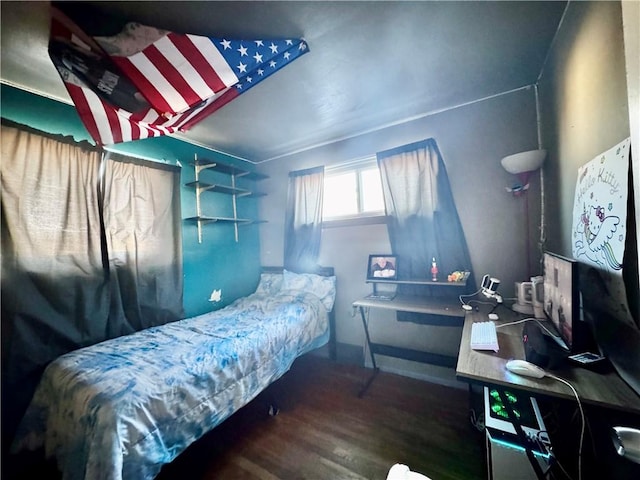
[10,353,640,479]
[157,354,485,480]
[7,354,486,479]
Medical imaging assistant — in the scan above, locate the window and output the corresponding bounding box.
[323,157,385,221]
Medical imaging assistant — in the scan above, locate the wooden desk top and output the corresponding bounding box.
[353,294,465,318]
[456,309,640,415]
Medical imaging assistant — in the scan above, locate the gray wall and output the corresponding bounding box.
[258,88,540,384]
[538,0,631,256]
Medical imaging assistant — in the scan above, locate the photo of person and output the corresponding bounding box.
[370,256,396,278]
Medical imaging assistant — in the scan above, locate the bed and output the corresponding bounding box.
[11,267,336,480]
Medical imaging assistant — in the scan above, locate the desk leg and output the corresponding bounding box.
[358,306,379,398]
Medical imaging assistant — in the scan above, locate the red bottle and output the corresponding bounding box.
[431,257,438,281]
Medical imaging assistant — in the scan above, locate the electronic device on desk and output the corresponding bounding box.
[365,293,396,301]
[540,251,593,354]
[461,273,503,317]
[484,386,548,440]
[484,386,552,480]
[522,252,619,374]
[366,254,398,281]
[512,277,544,317]
[486,429,552,480]
[366,254,399,300]
[481,274,503,304]
[523,322,569,369]
[471,321,499,352]
[567,351,610,372]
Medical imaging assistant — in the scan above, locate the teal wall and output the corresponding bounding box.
[1,85,263,317]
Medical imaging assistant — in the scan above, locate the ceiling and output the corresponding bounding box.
[1,1,567,163]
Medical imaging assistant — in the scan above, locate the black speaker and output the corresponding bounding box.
[522,322,567,369]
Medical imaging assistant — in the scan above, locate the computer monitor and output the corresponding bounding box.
[366,254,398,281]
[542,251,589,353]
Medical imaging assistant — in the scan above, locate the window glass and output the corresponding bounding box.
[323,171,358,218]
[323,159,384,220]
[360,167,384,213]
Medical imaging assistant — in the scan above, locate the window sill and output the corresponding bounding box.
[322,214,388,229]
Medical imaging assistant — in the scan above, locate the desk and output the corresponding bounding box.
[457,309,640,479]
[456,309,640,415]
[353,294,464,397]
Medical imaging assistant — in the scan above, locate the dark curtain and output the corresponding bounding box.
[1,125,183,445]
[283,166,324,272]
[1,125,108,443]
[377,138,475,321]
[102,151,184,333]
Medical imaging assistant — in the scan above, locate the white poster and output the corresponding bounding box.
[572,137,632,324]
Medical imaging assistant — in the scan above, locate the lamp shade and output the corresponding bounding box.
[501,149,546,174]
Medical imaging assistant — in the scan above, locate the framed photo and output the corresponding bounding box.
[367,254,398,281]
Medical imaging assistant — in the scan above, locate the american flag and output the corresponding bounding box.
[48,7,309,145]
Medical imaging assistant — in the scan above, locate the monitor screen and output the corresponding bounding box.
[367,254,398,281]
[543,251,579,351]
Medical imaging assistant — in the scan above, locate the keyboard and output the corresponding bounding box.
[470,321,499,352]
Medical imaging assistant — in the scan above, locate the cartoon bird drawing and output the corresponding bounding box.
[574,204,622,270]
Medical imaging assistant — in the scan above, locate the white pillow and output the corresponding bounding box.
[254,272,283,296]
[282,269,337,311]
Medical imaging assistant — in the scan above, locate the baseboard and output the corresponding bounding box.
[335,342,364,365]
[365,354,468,390]
[318,343,466,390]
[376,363,467,390]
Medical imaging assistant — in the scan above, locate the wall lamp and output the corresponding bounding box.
[501,149,547,278]
[501,149,546,195]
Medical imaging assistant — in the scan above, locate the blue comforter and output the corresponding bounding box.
[12,290,329,480]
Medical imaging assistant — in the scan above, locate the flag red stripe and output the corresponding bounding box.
[168,33,227,93]
[66,84,103,145]
[143,44,202,108]
[103,104,123,144]
[180,88,239,131]
[49,17,71,42]
[111,56,174,115]
[130,118,141,141]
[157,111,187,130]
[170,106,203,131]
[129,109,158,125]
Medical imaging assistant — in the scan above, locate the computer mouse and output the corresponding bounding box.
[462,304,473,311]
[488,313,499,320]
[505,359,546,378]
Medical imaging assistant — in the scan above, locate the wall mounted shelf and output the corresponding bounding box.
[185,155,268,243]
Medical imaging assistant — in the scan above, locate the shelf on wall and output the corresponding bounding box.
[184,154,268,243]
[184,181,251,197]
[184,216,253,224]
[189,157,269,180]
